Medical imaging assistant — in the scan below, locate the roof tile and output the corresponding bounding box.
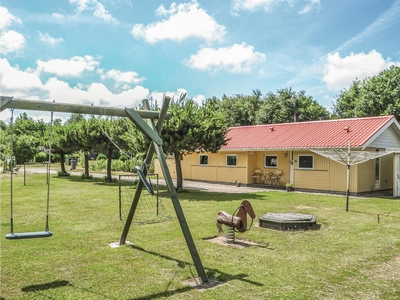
[221,115,395,150]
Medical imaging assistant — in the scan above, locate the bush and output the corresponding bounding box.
[119,155,128,162]
[111,160,124,171]
[96,160,107,171]
[34,152,49,163]
[97,153,107,160]
[57,171,70,177]
[80,173,93,180]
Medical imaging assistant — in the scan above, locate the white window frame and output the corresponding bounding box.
[199,154,208,166]
[298,155,314,169]
[264,155,278,168]
[226,154,237,167]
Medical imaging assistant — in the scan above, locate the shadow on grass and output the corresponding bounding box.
[21,280,70,292]
[129,244,263,291]
[54,175,120,186]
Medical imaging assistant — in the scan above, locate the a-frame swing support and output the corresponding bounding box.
[1,96,209,284]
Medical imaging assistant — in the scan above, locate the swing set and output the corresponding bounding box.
[5,109,54,239]
[0,95,209,284]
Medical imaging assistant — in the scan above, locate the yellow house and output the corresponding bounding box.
[156,115,400,195]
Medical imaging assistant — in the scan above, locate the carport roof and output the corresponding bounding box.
[221,115,398,151]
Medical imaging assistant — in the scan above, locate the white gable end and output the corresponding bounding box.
[368,125,400,149]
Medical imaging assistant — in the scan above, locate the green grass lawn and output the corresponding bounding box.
[1,172,400,299]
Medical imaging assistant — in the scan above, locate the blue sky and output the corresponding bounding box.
[1,0,400,122]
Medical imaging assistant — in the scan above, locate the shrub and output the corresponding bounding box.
[119,155,128,162]
[80,173,93,179]
[111,160,124,171]
[57,171,70,177]
[96,160,107,171]
[97,153,107,160]
[34,152,49,163]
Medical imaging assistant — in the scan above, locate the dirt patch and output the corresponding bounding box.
[203,235,262,249]
[182,277,226,291]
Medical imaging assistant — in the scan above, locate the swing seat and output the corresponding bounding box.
[5,231,53,240]
[135,166,154,195]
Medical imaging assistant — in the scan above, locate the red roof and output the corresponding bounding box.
[221,115,396,150]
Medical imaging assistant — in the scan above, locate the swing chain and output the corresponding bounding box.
[45,111,54,232]
[9,109,14,234]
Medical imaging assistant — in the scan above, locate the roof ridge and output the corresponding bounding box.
[229,115,394,129]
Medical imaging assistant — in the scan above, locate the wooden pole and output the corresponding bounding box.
[1,96,170,120]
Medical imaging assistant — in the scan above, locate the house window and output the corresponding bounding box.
[264,155,278,168]
[298,155,314,169]
[199,155,208,166]
[226,155,237,167]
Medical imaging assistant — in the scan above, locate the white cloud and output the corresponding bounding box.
[39,32,64,45]
[36,56,100,77]
[69,0,117,24]
[298,0,320,15]
[131,0,226,43]
[231,0,320,15]
[0,58,44,96]
[0,6,22,30]
[100,69,146,88]
[0,7,26,55]
[150,88,187,103]
[184,43,266,73]
[322,50,400,91]
[52,13,65,19]
[44,77,149,107]
[0,30,26,55]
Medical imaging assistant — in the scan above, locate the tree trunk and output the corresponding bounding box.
[84,150,90,177]
[60,152,66,173]
[107,148,113,182]
[174,151,183,189]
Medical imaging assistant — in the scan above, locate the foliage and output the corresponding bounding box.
[97,153,107,160]
[218,89,262,126]
[34,152,49,163]
[80,173,93,179]
[57,171,70,176]
[255,88,330,124]
[119,154,128,161]
[332,65,400,120]
[161,94,230,188]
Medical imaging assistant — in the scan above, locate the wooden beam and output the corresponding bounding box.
[0,96,170,120]
[124,108,163,145]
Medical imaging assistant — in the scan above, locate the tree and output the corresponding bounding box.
[51,119,76,173]
[94,117,130,182]
[12,113,47,163]
[255,88,329,124]
[219,90,262,126]
[332,65,400,120]
[161,95,229,189]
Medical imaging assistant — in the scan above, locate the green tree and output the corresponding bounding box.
[12,113,47,163]
[219,90,262,126]
[161,95,229,189]
[94,117,130,182]
[332,65,400,120]
[51,119,76,173]
[255,88,329,124]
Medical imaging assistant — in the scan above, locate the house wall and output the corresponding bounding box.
[154,149,393,193]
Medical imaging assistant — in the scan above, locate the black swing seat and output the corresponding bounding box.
[135,166,154,195]
[6,231,53,240]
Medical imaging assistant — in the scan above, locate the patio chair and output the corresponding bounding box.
[270,170,282,185]
[252,169,264,184]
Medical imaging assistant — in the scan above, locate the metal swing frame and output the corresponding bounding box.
[0,95,209,283]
